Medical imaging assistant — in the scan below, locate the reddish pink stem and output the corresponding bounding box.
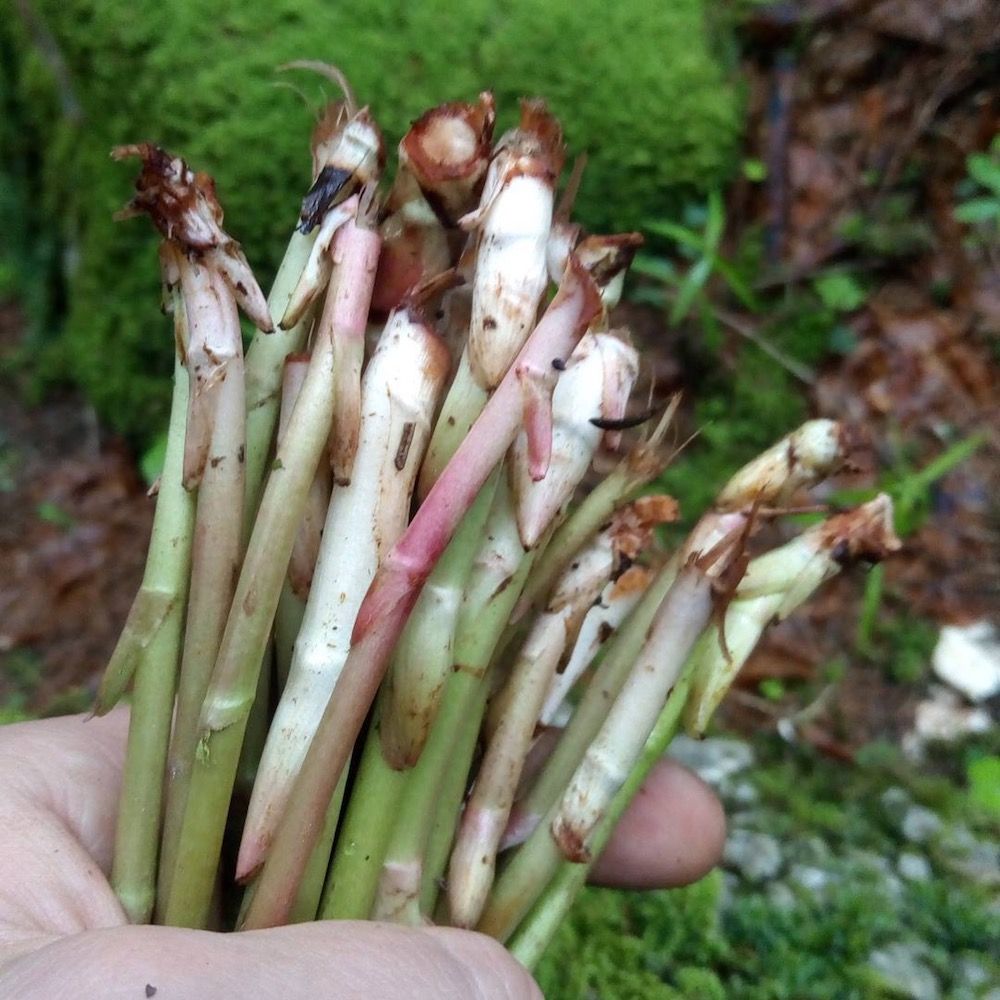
[241,256,601,930]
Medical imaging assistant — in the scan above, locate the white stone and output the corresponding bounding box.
[897,852,932,881]
[669,735,755,786]
[869,943,940,1000]
[901,805,943,843]
[788,864,830,895]
[724,829,782,882]
[911,686,992,746]
[932,621,1000,701]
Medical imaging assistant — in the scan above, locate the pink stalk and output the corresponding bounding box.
[240,254,601,929]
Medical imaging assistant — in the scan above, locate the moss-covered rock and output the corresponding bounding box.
[1,0,741,442]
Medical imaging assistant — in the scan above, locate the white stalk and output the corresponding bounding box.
[460,100,563,392]
[685,494,901,734]
[716,418,849,510]
[447,528,615,927]
[539,564,651,725]
[510,332,639,547]
[551,511,748,861]
[237,308,448,880]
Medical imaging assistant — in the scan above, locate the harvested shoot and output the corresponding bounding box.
[94,69,900,982]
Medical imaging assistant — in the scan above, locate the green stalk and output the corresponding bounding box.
[501,553,680,847]
[371,681,482,924]
[158,265,248,918]
[319,708,407,920]
[273,580,305,691]
[420,685,492,916]
[161,216,380,927]
[242,229,318,528]
[379,470,501,768]
[109,352,195,923]
[372,481,536,922]
[507,667,695,967]
[289,775,347,922]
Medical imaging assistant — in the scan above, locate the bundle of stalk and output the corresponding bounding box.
[94,66,900,969]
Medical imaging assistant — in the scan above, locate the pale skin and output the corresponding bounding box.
[0,710,724,999]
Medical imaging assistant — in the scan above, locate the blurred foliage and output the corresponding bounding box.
[634,195,848,523]
[954,134,1000,236]
[0,0,742,443]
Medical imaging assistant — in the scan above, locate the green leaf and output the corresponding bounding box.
[966,153,1000,195]
[759,678,785,701]
[703,190,725,255]
[712,255,758,311]
[966,755,1000,816]
[742,158,767,182]
[954,197,1000,224]
[630,253,678,281]
[644,219,705,254]
[36,501,75,531]
[813,272,867,313]
[139,432,168,485]
[670,255,713,325]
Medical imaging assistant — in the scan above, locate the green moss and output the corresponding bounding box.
[1,0,741,442]
[537,874,728,999]
[539,736,997,999]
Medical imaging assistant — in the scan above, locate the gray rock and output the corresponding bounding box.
[898,852,932,881]
[869,942,940,1000]
[670,735,755,786]
[724,779,759,808]
[766,882,797,911]
[902,805,943,843]
[724,829,783,883]
[881,786,913,819]
[953,955,992,990]
[944,837,1000,887]
[788,863,831,896]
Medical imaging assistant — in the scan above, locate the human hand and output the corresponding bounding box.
[0,711,724,999]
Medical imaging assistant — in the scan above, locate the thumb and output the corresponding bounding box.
[0,920,540,1000]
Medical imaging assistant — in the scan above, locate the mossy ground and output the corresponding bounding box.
[538,733,999,999]
[0,0,741,443]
